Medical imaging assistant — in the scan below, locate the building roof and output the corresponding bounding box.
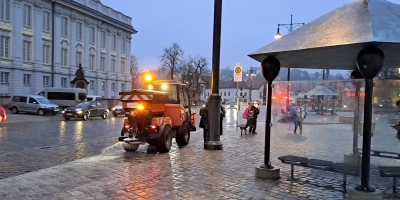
[246,76,266,90]
[206,81,250,89]
[200,76,211,83]
[60,0,137,33]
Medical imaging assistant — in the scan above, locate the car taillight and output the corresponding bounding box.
[124,124,130,129]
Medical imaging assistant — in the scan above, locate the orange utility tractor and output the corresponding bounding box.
[118,74,197,153]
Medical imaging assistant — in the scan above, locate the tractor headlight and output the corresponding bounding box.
[129,110,136,116]
[137,104,144,110]
[161,83,168,90]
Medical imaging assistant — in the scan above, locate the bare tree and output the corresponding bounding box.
[181,56,208,100]
[159,43,184,80]
[130,55,140,89]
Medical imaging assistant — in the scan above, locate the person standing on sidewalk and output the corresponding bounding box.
[249,104,260,134]
[287,105,298,134]
[220,100,226,135]
[199,102,209,143]
[241,103,259,134]
[294,104,306,134]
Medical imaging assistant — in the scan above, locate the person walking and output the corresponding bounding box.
[287,105,298,134]
[294,104,306,134]
[199,102,209,143]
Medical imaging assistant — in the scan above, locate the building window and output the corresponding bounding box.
[100,56,105,71]
[61,48,67,66]
[42,45,50,64]
[102,81,105,90]
[23,40,31,61]
[224,92,226,96]
[90,80,94,89]
[89,54,95,70]
[0,36,10,58]
[76,51,82,66]
[0,0,11,21]
[61,77,67,88]
[112,34,116,50]
[43,76,50,87]
[23,74,31,85]
[228,91,230,96]
[89,26,95,44]
[121,38,125,53]
[23,5,31,27]
[43,11,50,32]
[61,17,68,37]
[111,57,116,73]
[121,84,125,92]
[76,22,82,41]
[121,61,125,74]
[111,82,115,91]
[101,31,106,47]
[0,72,9,83]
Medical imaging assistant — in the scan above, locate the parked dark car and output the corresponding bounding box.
[63,101,109,120]
[112,101,124,117]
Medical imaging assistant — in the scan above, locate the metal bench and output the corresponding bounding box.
[278,155,360,194]
[359,149,400,194]
[237,124,247,137]
[359,148,400,160]
[377,166,400,194]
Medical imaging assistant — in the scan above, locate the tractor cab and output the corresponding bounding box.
[118,73,197,153]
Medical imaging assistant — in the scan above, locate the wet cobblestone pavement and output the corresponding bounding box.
[1,108,400,199]
[0,115,124,180]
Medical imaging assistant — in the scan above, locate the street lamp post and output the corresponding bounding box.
[246,69,256,102]
[274,15,305,109]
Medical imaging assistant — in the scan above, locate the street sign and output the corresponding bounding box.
[174,66,181,71]
[234,63,242,82]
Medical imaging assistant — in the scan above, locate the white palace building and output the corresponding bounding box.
[0,0,137,98]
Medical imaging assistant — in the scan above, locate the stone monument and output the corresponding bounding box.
[70,64,89,92]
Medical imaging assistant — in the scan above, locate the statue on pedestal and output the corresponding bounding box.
[71,64,89,92]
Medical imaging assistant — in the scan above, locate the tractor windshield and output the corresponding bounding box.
[152,84,178,103]
[179,86,190,108]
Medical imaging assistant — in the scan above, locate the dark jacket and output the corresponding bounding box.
[249,106,260,119]
[199,106,208,129]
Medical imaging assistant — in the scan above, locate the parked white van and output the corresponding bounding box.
[38,88,87,108]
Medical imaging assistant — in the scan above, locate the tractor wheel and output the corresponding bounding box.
[155,125,172,153]
[176,122,190,146]
[122,143,139,152]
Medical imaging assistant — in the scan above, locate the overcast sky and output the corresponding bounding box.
[101,0,400,74]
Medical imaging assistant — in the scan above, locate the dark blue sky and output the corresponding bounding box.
[101,0,400,74]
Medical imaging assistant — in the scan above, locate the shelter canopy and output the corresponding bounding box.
[248,0,400,70]
[305,86,339,96]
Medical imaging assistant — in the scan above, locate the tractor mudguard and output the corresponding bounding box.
[157,122,171,138]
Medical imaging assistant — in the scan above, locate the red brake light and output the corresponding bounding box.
[150,124,157,130]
